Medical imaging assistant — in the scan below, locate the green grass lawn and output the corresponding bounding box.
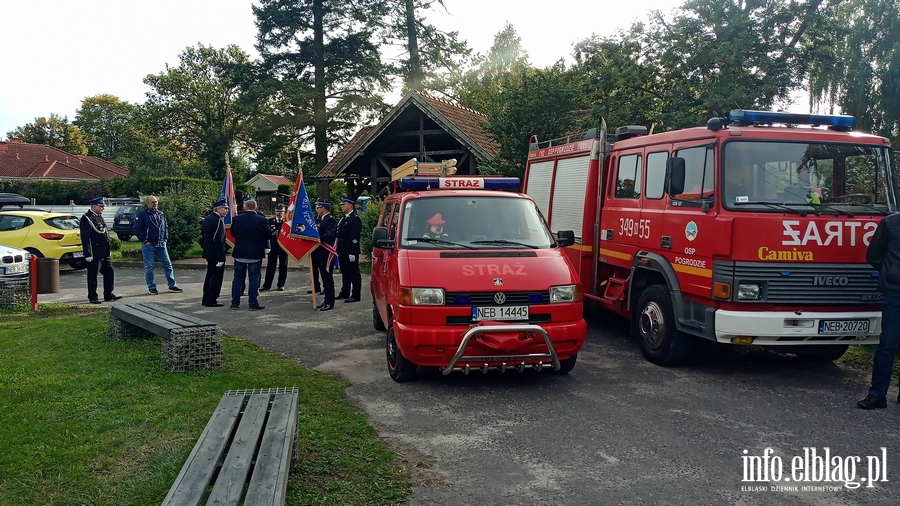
[0,305,409,506]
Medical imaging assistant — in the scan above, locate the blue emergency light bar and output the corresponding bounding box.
[729,109,855,130]
[399,177,521,191]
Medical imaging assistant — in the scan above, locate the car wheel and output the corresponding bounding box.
[117,234,132,242]
[553,354,577,374]
[69,260,87,270]
[372,300,386,331]
[633,284,695,365]
[386,325,416,382]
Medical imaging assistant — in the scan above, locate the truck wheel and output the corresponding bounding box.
[793,344,849,362]
[553,354,577,374]
[372,301,386,331]
[386,326,416,382]
[117,234,132,242]
[633,284,694,365]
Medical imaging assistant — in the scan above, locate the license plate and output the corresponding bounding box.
[72,251,83,258]
[119,220,131,224]
[472,305,529,321]
[818,319,870,335]
[4,264,28,275]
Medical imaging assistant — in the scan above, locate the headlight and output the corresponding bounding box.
[549,285,576,303]
[411,287,444,305]
[737,283,761,300]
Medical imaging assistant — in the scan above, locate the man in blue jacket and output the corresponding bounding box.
[858,212,900,409]
[229,197,270,310]
[133,195,182,295]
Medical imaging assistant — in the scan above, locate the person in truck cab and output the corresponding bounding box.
[422,213,449,239]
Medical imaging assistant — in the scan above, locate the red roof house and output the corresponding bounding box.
[0,139,129,181]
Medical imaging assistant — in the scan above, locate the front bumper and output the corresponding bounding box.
[715,309,881,345]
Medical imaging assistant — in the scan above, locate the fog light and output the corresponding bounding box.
[733,336,755,345]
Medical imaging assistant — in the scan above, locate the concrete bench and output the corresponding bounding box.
[108,301,222,371]
[162,388,300,506]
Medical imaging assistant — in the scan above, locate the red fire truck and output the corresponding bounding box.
[370,176,587,381]
[523,109,898,365]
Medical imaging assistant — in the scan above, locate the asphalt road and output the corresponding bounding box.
[42,263,900,505]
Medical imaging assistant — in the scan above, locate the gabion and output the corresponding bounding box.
[107,314,154,340]
[162,326,223,372]
[0,279,30,310]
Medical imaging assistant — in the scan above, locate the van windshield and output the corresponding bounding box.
[400,195,555,249]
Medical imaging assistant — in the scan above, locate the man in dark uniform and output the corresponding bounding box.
[79,197,120,304]
[336,197,362,303]
[262,203,289,291]
[229,198,270,310]
[312,199,338,311]
[201,200,228,307]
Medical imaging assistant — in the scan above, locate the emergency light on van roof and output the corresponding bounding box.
[729,109,855,129]
[399,177,520,191]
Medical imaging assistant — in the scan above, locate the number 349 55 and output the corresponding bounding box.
[619,218,651,239]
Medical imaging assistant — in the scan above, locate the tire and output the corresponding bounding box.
[633,284,695,365]
[372,300,386,331]
[117,234,132,242]
[69,260,87,270]
[554,354,577,374]
[386,326,417,382]
[793,344,849,362]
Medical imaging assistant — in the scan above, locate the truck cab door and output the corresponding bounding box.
[371,202,399,324]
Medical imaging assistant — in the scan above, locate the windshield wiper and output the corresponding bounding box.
[470,239,537,249]
[410,237,475,249]
[732,201,814,216]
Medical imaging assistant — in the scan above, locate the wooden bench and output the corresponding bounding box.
[162,388,300,506]
[108,301,222,371]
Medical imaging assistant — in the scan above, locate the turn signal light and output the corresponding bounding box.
[713,282,731,299]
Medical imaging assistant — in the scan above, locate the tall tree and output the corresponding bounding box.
[143,44,255,181]
[253,0,390,177]
[379,0,470,93]
[6,114,88,155]
[74,95,139,160]
[807,0,900,141]
[452,23,531,112]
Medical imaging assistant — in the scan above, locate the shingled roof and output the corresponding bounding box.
[316,91,499,180]
[0,140,129,181]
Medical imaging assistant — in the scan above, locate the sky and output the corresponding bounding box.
[0,0,688,139]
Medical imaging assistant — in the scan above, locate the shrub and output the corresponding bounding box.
[359,197,382,258]
[156,182,218,260]
[108,237,121,252]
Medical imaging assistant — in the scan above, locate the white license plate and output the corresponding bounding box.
[472,305,529,321]
[3,264,28,275]
[818,319,870,335]
[119,220,131,224]
[72,251,84,258]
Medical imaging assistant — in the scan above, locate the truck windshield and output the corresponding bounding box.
[400,195,555,249]
[721,141,897,214]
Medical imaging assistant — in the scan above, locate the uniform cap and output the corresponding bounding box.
[243,196,256,202]
[275,203,285,211]
[89,197,106,206]
[213,199,228,209]
[427,213,446,226]
[315,199,332,209]
[340,197,355,205]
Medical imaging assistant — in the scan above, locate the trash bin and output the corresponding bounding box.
[36,257,60,294]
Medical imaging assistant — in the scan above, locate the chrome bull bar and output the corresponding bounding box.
[442,324,560,375]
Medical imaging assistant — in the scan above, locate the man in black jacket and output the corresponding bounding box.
[201,200,228,307]
[858,213,900,409]
[336,197,362,302]
[79,197,120,304]
[312,199,338,310]
[262,204,289,291]
[229,198,270,310]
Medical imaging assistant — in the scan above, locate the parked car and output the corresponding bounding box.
[0,243,30,283]
[112,204,140,241]
[0,192,30,209]
[0,210,86,269]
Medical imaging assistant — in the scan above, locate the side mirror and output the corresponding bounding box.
[556,230,575,247]
[666,157,685,196]
[372,226,393,250]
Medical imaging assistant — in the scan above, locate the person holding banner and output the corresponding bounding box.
[229,198,270,311]
[201,200,228,307]
[312,199,338,311]
[261,204,289,291]
[336,197,362,303]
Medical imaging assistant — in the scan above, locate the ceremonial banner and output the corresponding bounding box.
[279,171,320,261]
[219,163,238,246]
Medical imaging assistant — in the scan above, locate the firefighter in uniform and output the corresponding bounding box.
[262,203,289,291]
[312,199,337,310]
[79,197,120,304]
[336,197,362,302]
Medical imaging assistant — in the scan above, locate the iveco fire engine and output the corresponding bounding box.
[370,175,587,381]
[524,110,898,365]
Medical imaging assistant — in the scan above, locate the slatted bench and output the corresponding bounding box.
[162,387,300,506]
[108,301,222,371]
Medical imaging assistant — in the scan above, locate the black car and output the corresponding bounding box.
[112,204,140,241]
